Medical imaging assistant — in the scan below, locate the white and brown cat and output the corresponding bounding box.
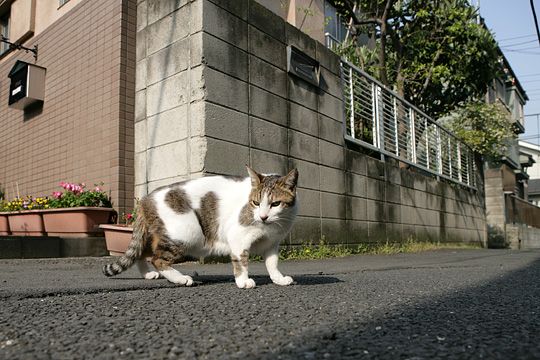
[103,166,298,289]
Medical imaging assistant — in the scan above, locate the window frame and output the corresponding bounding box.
[0,11,9,56]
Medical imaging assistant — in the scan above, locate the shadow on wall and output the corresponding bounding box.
[264,255,540,359]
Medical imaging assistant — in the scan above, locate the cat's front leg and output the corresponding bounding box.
[136,259,161,280]
[264,245,294,286]
[230,249,256,289]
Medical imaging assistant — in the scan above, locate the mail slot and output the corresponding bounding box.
[287,45,320,87]
[8,60,46,110]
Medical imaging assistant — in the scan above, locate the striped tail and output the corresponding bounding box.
[102,213,147,277]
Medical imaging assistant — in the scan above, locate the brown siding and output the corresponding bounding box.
[0,0,136,214]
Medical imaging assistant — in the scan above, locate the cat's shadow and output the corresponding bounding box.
[194,274,342,286]
[110,274,342,287]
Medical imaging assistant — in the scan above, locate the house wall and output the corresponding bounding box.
[519,141,540,179]
[135,0,487,246]
[0,0,136,214]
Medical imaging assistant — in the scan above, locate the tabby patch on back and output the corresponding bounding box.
[103,166,299,289]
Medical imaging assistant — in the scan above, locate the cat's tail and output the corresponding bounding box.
[102,211,147,277]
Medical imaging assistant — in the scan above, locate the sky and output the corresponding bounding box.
[479,0,540,145]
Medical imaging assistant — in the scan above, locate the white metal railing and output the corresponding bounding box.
[341,60,477,189]
[325,33,340,53]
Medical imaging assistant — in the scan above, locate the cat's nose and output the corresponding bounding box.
[260,214,268,222]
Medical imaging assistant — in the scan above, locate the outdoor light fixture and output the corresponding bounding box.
[8,60,46,110]
[287,45,320,87]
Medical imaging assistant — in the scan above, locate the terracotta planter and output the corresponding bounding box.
[8,210,46,236]
[42,207,114,237]
[100,224,133,256]
[0,213,11,235]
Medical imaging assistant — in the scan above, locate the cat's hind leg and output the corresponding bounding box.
[151,235,193,286]
[264,245,294,286]
[136,259,160,280]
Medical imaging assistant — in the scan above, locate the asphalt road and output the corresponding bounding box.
[1,249,540,359]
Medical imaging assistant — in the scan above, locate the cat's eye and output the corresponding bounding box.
[252,200,260,206]
[271,201,281,207]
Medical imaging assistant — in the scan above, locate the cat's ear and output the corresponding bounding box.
[246,165,263,187]
[282,168,299,191]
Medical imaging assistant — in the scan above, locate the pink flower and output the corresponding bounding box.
[52,191,63,199]
[94,186,102,192]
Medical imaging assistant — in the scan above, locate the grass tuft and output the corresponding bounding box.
[278,238,482,260]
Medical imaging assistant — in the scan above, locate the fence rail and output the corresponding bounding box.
[505,194,540,228]
[340,60,477,189]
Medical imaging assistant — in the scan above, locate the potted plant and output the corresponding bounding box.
[41,182,115,237]
[100,210,135,256]
[0,203,9,235]
[5,196,49,236]
[0,185,10,235]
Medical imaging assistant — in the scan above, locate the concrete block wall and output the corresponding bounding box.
[134,0,208,196]
[134,0,487,246]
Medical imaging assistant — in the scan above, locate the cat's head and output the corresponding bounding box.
[245,166,299,225]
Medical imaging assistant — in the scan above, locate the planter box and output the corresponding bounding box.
[0,214,11,235]
[8,211,46,236]
[100,224,133,256]
[42,207,114,238]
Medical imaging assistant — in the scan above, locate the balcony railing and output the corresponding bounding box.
[341,60,477,189]
[324,32,340,52]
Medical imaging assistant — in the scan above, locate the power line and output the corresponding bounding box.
[500,39,538,47]
[501,46,540,51]
[498,34,536,42]
[501,48,540,54]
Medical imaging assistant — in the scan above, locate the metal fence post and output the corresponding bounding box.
[348,66,355,139]
[437,127,443,176]
[393,98,399,156]
[409,109,417,163]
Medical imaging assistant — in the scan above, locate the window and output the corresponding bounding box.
[324,1,348,48]
[0,13,9,56]
[59,0,70,8]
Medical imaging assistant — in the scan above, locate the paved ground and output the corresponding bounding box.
[1,249,540,359]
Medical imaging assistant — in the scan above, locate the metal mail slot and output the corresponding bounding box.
[287,45,320,87]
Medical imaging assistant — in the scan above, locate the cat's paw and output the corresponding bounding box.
[272,275,294,286]
[163,272,193,286]
[177,275,194,287]
[144,271,160,280]
[236,278,256,289]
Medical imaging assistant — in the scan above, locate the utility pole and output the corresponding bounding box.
[531,0,540,47]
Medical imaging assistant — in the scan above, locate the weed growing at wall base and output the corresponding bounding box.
[279,238,482,260]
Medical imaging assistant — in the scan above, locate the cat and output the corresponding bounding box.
[103,166,299,289]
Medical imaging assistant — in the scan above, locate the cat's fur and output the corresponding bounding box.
[103,166,298,289]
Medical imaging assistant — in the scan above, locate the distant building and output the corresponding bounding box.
[519,141,540,179]
[519,141,540,205]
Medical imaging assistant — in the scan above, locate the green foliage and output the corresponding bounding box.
[0,184,4,201]
[443,101,515,159]
[399,0,500,117]
[280,240,355,260]
[338,0,500,118]
[335,39,379,76]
